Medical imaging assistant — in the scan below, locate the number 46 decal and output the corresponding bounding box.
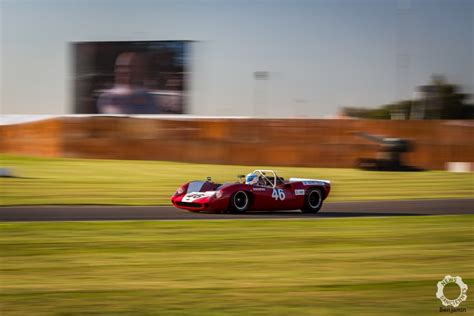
[272,189,286,200]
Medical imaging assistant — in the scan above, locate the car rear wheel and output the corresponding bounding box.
[301,188,323,213]
[229,191,250,213]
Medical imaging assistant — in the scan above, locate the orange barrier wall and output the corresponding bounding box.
[0,119,63,157]
[1,117,473,169]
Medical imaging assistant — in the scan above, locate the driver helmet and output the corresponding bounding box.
[245,173,259,185]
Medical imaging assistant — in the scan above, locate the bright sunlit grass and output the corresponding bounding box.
[1,154,472,205]
[1,215,473,315]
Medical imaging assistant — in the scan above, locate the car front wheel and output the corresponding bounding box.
[229,191,250,213]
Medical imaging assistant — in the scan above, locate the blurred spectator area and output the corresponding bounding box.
[0,117,473,170]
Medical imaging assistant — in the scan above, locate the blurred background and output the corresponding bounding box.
[0,0,473,118]
[1,2,473,315]
[1,0,473,171]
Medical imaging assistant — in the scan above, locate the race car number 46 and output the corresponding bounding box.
[272,189,285,200]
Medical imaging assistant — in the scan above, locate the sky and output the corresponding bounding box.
[0,0,473,117]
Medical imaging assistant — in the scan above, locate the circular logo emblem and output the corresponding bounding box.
[436,275,468,307]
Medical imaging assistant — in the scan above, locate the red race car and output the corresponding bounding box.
[171,169,331,213]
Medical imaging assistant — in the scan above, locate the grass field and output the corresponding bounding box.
[1,215,473,315]
[1,155,472,206]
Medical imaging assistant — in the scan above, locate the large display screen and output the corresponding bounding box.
[73,41,190,114]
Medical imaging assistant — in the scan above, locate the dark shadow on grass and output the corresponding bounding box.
[200,211,424,218]
[0,176,40,179]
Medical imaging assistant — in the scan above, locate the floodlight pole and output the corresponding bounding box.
[253,71,269,118]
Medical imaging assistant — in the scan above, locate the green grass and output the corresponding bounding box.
[1,215,473,315]
[0,154,472,205]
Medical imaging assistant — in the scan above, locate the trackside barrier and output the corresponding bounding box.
[0,117,473,170]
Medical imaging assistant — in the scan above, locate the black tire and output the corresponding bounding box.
[229,191,250,213]
[301,188,323,213]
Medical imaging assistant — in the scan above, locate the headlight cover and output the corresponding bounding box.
[215,190,223,199]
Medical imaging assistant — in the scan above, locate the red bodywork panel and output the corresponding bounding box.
[171,179,331,212]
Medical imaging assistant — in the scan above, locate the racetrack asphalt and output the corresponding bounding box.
[0,199,472,222]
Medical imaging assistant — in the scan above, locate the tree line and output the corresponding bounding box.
[343,76,473,119]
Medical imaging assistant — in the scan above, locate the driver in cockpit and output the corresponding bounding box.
[245,173,266,186]
[245,173,258,185]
